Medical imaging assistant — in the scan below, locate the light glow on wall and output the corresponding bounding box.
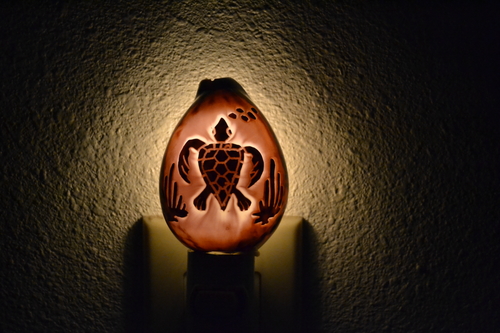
[109,35,351,222]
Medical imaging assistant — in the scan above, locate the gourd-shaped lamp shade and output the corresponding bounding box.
[160,78,288,252]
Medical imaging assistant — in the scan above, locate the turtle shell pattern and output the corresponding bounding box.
[198,142,244,210]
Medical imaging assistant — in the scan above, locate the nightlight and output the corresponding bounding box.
[159,77,288,253]
[143,78,301,333]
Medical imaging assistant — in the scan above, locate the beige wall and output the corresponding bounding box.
[1,1,499,332]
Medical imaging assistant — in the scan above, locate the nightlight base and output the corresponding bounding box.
[142,215,302,333]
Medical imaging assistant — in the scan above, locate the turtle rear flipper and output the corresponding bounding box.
[234,188,251,211]
[193,186,212,211]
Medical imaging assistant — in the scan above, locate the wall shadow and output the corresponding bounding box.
[123,219,146,333]
[301,219,323,332]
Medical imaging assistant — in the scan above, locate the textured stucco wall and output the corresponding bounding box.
[1,1,499,332]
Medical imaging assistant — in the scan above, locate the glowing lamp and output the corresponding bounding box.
[160,78,288,253]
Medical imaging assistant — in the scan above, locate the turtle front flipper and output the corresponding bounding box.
[178,138,205,183]
[193,186,213,210]
[244,146,264,187]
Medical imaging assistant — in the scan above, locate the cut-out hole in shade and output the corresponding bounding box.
[159,78,288,252]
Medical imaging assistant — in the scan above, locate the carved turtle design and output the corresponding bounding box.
[178,118,264,211]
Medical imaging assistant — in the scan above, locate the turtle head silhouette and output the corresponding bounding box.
[212,118,232,142]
